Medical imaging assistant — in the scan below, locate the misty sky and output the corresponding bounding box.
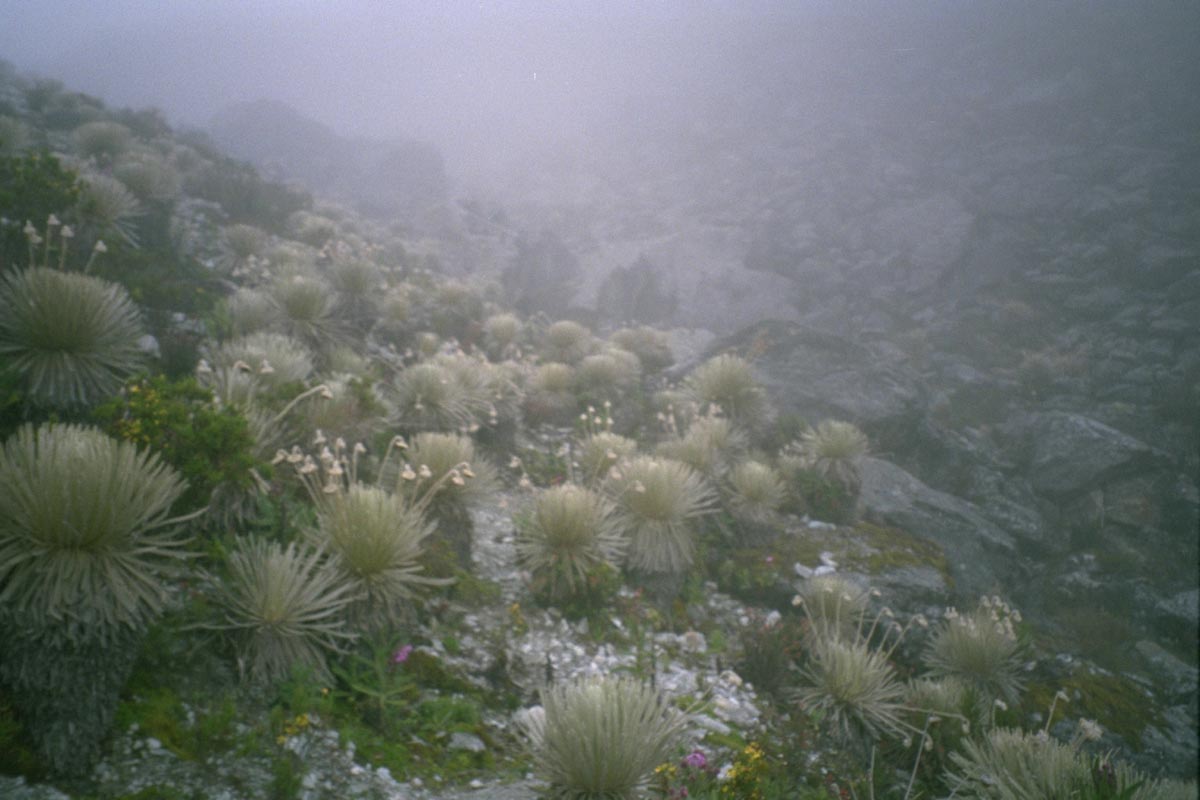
[2,1,1196,184]
[0,1,964,175]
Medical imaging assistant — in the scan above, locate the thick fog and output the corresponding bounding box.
[1,1,1199,784]
[5,1,1195,185]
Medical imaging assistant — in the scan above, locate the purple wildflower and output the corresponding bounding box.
[682,750,707,770]
[391,644,414,665]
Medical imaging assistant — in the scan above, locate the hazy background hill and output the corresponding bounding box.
[209,99,447,218]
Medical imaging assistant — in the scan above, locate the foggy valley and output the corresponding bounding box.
[0,1,1197,797]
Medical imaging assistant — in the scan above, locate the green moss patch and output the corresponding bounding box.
[710,521,951,607]
[1021,667,1161,749]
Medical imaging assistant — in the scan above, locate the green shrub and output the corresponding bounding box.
[575,430,638,486]
[391,361,475,433]
[605,455,716,575]
[515,484,626,608]
[211,332,314,388]
[655,414,746,480]
[184,157,311,234]
[483,312,523,358]
[223,287,278,337]
[269,274,344,352]
[93,374,260,518]
[684,354,766,424]
[397,432,496,567]
[0,423,192,775]
[520,676,689,800]
[726,459,786,526]
[796,574,869,643]
[77,172,143,247]
[114,151,182,203]
[947,727,1196,800]
[790,420,868,497]
[205,537,358,684]
[0,152,80,266]
[793,633,910,748]
[609,326,674,373]
[524,362,578,425]
[573,350,641,403]
[541,319,595,365]
[923,599,1026,708]
[313,484,439,629]
[72,120,133,163]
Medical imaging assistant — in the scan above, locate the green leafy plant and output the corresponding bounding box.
[0,423,193,634]
[515,484,626,607]
[332,634,419,734]
[93,374,261,518]
[393,431,496,567]
[0,266,145,409]
[790,420,868,498]
[222,287,279,337]
[392,361,474,433]
[218,222,269,275]
[946,727,1195,800]
[726,459,786,526]
[524,361,579,425]
[211,332,314,388]
[269,274,343,352]
[656,414,746,480]
[541,319,595,365]
[313,484,441,629]
[923,598,1026,709]
[483,312,523,358]
[605,455,716,575]
[793,633,912,749]
[72,120,133,163]
[736,613,806,697]
[77,171,143,247]
[795,574,870,643]
[0,423,194,775]
[205,537,359,684]
[684,354,766,424]
[520,676,689,800]
[573,350,641,404]
[0,152,80,265]
[575,430,638,486]
[114,151,182,203]
[609,326,674,374]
